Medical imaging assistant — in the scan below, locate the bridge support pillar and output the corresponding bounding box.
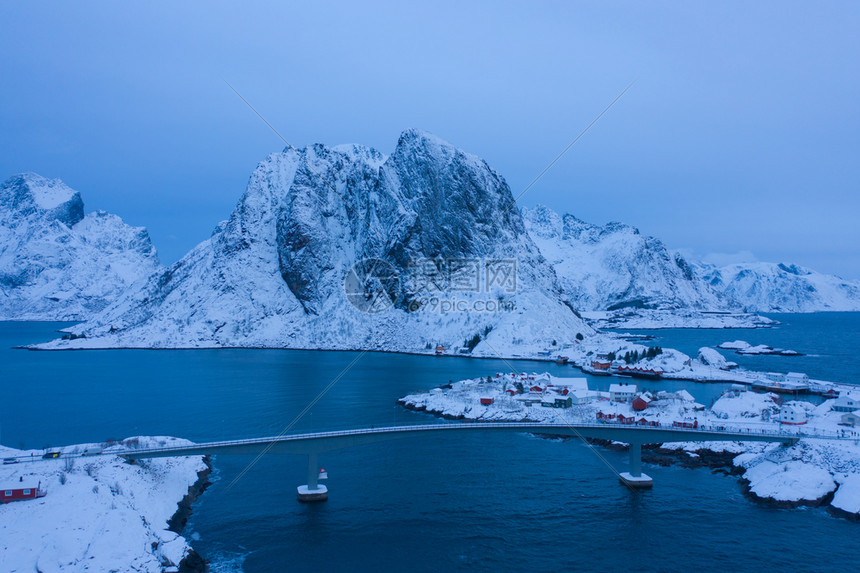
[297,452,328,502]
[619,442,652,489]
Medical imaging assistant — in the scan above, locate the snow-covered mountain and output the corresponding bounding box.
[46,130,592,353]
[522,205,735,312]
[696,261,860,313]
[0,173,162,320]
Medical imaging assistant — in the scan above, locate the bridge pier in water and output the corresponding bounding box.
[297,451,328,502]
[619,441,652,489]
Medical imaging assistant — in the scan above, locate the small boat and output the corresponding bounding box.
[318,468,328,480]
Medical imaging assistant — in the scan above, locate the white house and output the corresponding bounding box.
[675,389,695,402]
[778,403,808,425]
[832,391,860,413]
[765,372,785,383]
[549,377,589,393]
[515,394,542,407]
[609,383,637,403]
[785,372,809,384]
[570,389,601,405]
[841,411,860,427]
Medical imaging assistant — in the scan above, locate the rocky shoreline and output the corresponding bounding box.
[168,456,213,573]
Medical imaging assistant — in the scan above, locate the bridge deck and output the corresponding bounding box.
[113,421,832,460]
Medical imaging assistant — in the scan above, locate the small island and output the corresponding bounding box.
[718,340,802,356]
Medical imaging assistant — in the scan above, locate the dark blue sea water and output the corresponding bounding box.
[1,318,858,572]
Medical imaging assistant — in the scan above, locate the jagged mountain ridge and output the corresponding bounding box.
[522,205,736,312]
[695,261,860,313]
[0,173,162,320]
[49,130,592,352]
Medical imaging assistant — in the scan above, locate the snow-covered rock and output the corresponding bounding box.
[719,340,752,351]
[741,459,837,504]
[717,340,800,356]
[0,173,162,321]
[832,474,860,516]
[711,391,779,420]
[697,347,729,370]
[696,261,860,313]
[522,205,736,312]
[0,437,207,572]
[38,131,592,353]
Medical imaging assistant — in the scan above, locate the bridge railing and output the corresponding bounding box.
[113,420,850,456]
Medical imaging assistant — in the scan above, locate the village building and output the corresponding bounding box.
[1,481,46,503]
[515,394,542,407]
[785,372,809,385]
[570,389,601,405]
[548,378,589,393]
[841,411,860,427]
[675,389,695,402]
[832,391,860,412]
[589,360,612,372]
[609,383,637,403]
[541,393,572,409]
[778,403,808,425]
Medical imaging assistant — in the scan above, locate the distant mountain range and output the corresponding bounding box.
[694,261,860,313]
[523,203,860,314]
[2,132,859,347]
[0,173,161,320]
[522,205,737,312]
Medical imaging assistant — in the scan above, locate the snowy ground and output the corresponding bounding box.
[0,437,207,573]
[400,374,860,516]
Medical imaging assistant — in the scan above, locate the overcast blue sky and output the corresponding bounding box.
[2,2,858,277]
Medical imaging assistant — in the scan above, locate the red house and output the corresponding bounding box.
[480,397,494,405]
[1,481,46,503]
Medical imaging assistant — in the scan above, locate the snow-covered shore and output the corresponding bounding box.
[0,437,209,572]
[582,309,777,330]
[30,329,850,398]
[399,374,860,517]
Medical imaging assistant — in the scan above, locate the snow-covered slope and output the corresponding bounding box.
[0,173,162,320]
[43,130,592,353]
[0,437,207,572]
[522,205,735,312]
[696,261,860,313]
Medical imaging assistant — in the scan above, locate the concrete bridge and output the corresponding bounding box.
[115,421,816,498]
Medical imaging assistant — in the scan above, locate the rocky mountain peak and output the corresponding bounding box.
[1,173,84,227]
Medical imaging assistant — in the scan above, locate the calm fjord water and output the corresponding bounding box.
[1,317,858,572]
